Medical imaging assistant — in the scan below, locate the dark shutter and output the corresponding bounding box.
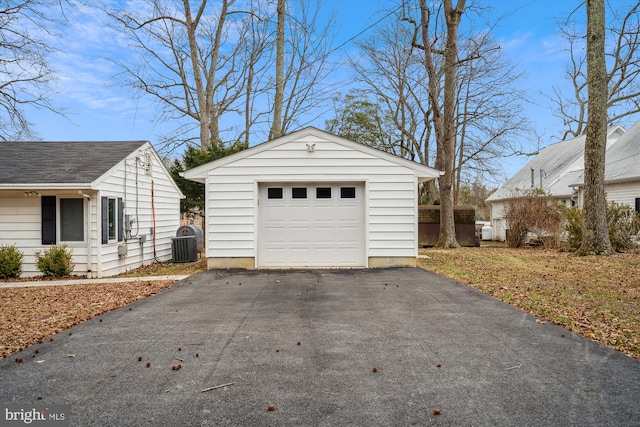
[635,198,640,215]
[41,196,56,245]
[101,197,108,244]
[117,197,124,242]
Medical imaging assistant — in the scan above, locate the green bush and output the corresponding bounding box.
[36,245,75,278]
[0,245,24,279]
[607,201,640,251]
[562,202,640,252]
[561,205,583,250]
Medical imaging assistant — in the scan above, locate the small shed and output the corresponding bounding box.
[183,127,441,269]
[0,141,184,278]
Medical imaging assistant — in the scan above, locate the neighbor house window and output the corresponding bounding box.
[60,198,84,242]
[316,187,332,199]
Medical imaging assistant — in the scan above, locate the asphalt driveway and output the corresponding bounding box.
[1,268,639,426]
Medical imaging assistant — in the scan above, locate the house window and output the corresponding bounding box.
[316,187,332,199]
[268,187,283,199]
[636,198,640,215]
[108,198,117,241]
[340,187,356,199]
[41,196,85,244]
[102,196,123,244]
[60,198,84,242]
[292,187,307,199]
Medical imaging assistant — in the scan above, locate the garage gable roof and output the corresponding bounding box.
[184,127,442,182]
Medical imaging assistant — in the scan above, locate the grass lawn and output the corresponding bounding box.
[418,247,640,360]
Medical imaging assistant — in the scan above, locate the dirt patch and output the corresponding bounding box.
[1,280,176,359]
[419,247,640,360]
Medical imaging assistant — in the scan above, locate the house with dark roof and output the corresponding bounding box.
[486,125,627,241]
[0,141,184,278]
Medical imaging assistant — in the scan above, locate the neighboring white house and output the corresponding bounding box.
[572,119,640,212]
[183,127,441,269]
[0,141,184,278]
[486,125,626,241]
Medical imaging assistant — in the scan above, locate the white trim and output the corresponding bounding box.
[184,127,442,181]
[364,179,370,268]
[0,183,92,190]
[96,190,103,278]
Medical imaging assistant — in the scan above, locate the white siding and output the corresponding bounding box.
[95,144,181,277]
[603,181,640,209]
[0,144,181,278]
[489,201,507,242]
[205,136,420,263]
[575,180,640,210]
[0,190,90,277]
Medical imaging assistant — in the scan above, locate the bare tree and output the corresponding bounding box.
[0,0,60,140]
[107,0,255,151]
[576,0,613,256]
[453,31,530,202]
[269,0,285,140]
[420,0,465,248]
[273,0,337,136]
[349,18,433,163]
[348,16,439,202]
[107,0,334,152]
[552,1,640,139]
[348,3,528,206]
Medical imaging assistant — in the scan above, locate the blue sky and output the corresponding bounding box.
[22,0,639,180]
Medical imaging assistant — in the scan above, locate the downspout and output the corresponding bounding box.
[78,191,93,278]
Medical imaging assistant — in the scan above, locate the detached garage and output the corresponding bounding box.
[183,127,441,269]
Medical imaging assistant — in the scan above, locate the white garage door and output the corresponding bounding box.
[258,182,365,267]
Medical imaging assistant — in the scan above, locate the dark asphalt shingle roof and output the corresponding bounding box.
[0,141,147,184]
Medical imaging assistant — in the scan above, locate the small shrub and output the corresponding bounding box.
[0,245,24,279]
[36,245,75,278]
[503,189,564,248]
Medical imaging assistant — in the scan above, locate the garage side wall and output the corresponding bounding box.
[205,135,419,268]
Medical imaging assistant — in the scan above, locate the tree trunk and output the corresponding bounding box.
[576,0,613,255]
[269,0,285,140]
[183,0,210,149]
[420,0,463,248]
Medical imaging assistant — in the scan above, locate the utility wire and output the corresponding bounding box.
[324,3,404,57]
